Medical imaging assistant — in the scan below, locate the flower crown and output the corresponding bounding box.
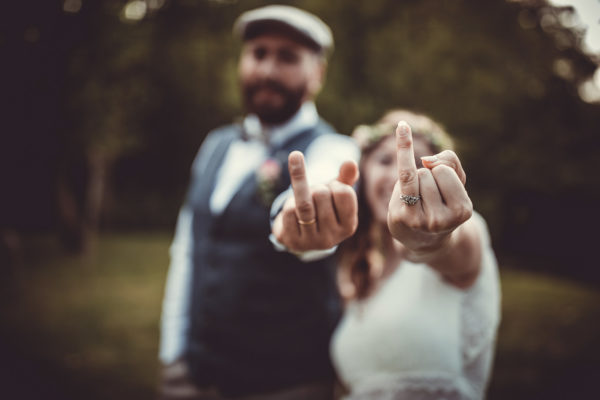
[352,124,393,150]
[352,118,454,154]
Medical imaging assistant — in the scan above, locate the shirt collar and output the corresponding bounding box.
[242,102,319,147]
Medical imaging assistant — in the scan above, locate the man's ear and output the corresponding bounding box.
[308,58,327,98]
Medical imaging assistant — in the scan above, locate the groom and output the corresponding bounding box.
[159,5,359,399]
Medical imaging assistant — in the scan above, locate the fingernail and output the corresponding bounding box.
[421,155,438,163]
[397,121,410,136]
[289,151,302,167]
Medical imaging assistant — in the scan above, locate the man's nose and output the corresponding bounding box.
[256,57,279,79]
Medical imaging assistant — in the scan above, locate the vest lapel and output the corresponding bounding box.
[187,126,241,214]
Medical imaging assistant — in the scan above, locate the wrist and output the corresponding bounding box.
[405,230,455,263]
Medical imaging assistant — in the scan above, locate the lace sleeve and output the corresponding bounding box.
[461,212,501,362]
[460,212,502,395]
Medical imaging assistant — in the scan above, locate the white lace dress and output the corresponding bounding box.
[330,215,501,400]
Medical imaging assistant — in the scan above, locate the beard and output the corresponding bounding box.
[242,79,306,125]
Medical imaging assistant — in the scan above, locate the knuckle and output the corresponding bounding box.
[349,215,359,233]
[328,180,344,194]
[296,200,313,216]
[394,212,419,230]
[448,160,458,173]
[461,201,473,220]
[322,236,335,250]
[408,214,426,230]
[336,221,351,237]
[417,168,431,179]
[433,164,452,174]
[440,149,460,169]
[441,150,457,160]
[290,170,305,182]
[341,226,354,241]
[283,235,295,248]
[289,237,302,250]
[432,164,456,179]
[333,183,355,196]
[387,208,400,223]
[312,185,330,201]
[427,217,442,232]
[333,190,356,206]
[283,206,295,219]
[396,136,413,149]
[282,197,295,212]
[398,169,417,185]
[274,231,285,244]
[451,202,472,223]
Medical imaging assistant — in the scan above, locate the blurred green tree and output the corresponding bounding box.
[60,1,157,252]
[56,0,599,279]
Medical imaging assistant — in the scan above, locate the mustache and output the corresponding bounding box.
[245,79,290,97]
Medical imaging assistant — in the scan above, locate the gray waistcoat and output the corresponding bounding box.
[185,121,341,396]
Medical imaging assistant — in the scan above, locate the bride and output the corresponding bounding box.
[331,110,501,400]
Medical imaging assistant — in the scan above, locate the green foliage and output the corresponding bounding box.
[66,2,157,159]
[59,0,600,275]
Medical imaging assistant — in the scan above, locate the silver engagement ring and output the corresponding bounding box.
[400,194,421,206]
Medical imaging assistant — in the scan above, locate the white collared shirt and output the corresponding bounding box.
[159,102,359,363]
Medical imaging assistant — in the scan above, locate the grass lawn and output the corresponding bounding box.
[1,232,599,399]
[489,267,600,399]
[0,233,169,400]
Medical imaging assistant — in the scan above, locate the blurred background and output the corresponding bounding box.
[1,0,599,399]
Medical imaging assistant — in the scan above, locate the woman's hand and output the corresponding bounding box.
[388,121,474,262]
[272,151,359,252]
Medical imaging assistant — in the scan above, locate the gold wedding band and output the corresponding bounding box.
[298,218,316,226]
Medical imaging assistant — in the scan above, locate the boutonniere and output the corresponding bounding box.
[256,157,284,207]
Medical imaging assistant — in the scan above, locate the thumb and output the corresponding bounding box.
[336,160,359,186]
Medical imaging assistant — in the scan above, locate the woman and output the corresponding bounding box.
[331,110,501,400]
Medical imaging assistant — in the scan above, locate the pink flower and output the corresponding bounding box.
[256,158,283,207]
[258,159,282,182]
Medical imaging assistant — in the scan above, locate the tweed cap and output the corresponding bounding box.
[233,5,334,55]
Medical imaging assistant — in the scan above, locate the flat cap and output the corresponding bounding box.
[233,5,334,55]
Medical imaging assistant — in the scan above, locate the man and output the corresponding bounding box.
[159,5,359,400]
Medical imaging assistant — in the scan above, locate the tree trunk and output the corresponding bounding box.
[82,149,113,255]
[56,171,85,253]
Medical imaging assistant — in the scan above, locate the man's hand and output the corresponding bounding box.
[388,121,472,255]
[272,151,359,253]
